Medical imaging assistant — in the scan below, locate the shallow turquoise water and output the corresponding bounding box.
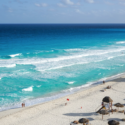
[0,24,125,111]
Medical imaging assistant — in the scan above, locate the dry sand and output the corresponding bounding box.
[0,76,125,125]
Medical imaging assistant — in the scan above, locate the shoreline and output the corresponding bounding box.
[0,73,125,125]
[0,72,125,113]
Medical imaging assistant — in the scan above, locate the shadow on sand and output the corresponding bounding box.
[63,112,98,117]
[107,118,122,122]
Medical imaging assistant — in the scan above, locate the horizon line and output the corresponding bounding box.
[0,23,125,25]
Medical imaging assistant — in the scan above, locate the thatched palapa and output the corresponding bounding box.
[78,118,89,124]
[102,96,113,103]
[108,120,120,125]
[114,103,124,108]
[99,110,109,115]
[98,110,109,120]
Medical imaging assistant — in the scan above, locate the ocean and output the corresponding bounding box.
[0,24,125,111]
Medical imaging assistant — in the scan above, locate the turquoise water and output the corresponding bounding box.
[0,24,125,111]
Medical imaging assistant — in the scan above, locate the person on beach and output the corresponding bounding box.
[96,102,111,113]
[107,86,111,89]
[103,81,105,84]
[22,102,25,107]
[96,97,113,113]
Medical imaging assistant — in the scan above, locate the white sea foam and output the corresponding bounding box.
[34,50,54,54]
[36,56,115,72]
[64,72,125,93]
[45,50,54,53]
[39,48,124,64]
[0,64,16,68]
[7,47,124,65]
[99,67,108,70]
[37,85,41,88]
[108,56,114,60]
[98,72,125,82]
[65,48,85,52]
[1,49,123,72]
[0,46,125,74]
[36,62,88,71]
[10,53,21,58]
[99,67,111,70]
[63,82,94,93]
[22,86,33,92]
[6,64,16,68]
[0,74,8,80]
[1,46,125,64]
[67,81,75,84]
[116,41,125,44]
[117,64,124,66]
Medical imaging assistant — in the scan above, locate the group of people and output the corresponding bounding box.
[96,96,113,113]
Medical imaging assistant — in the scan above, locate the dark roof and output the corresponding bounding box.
[114,103,124,107]
[108,120,119,125]
[102,96,113,103]
[78,118,89,123]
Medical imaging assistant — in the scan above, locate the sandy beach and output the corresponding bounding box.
[0,75,125,125]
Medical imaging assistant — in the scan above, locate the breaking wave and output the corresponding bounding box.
[22,86,33,92]
[67,81,75,84]
[10,53,21,58]
[0,64,16,68]
[116,41,125,44]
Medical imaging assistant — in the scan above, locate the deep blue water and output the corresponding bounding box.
[0,24,125,111]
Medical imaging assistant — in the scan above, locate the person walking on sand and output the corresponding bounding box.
[22,102,25,108]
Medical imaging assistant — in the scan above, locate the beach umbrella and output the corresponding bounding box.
[102,96,113,103]
[108,120,120,125]
[78,118,89,125]
[114,103,124,108]
[98,110,109,120]
[114,103,124,111]
[102,96,113,111]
